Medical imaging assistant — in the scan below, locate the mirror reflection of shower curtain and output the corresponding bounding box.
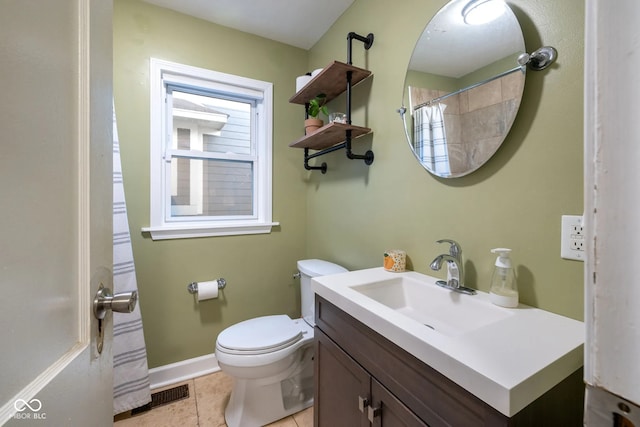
[414,103,451,176]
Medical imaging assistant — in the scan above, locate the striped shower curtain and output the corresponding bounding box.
[414,103,451,176]
[113,105,152,414]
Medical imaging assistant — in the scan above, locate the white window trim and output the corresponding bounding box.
[143,58,278,240]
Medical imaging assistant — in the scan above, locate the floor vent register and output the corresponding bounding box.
[130,384,190,415]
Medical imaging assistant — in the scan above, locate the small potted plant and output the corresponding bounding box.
[305,94,328,135]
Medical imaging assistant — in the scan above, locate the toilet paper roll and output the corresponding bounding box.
[296,75,312,92]
[197,280,219,301]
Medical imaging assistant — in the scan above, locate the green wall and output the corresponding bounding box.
[114,0,584,368]
[113,0,309,368]
[307,0,584,319]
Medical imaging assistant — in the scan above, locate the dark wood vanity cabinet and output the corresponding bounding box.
[314,296,584,427]
[315,329,427,427]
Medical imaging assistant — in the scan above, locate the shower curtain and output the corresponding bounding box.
[112,105,152,414]
[414,103,451,176]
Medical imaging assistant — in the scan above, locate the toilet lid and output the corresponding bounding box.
[216,315,303,355]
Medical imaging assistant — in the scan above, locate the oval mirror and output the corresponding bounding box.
[402,0,526,178]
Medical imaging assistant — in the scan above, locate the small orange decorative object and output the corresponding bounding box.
[384,250,406,272]
[384,253,394,270]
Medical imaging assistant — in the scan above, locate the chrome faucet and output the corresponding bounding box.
[430,239,476,295]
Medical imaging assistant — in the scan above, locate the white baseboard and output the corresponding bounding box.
[148,353,220,390]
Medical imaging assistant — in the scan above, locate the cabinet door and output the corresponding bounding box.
[315,329,370,427]
[371,379,429,427]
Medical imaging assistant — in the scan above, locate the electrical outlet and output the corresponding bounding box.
[561,215,585,261]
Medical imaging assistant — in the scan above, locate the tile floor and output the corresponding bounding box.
[113,371,313,427]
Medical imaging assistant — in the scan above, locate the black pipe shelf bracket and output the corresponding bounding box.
[288,32,375,173]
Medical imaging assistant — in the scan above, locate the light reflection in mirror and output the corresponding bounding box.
[462,0,506,25]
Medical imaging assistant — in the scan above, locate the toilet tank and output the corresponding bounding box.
[297,259,347,326]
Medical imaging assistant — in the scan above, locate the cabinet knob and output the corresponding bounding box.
[358,395,370,413]
[368,404,381,422]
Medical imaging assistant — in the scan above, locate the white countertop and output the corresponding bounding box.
[311,267,584,417]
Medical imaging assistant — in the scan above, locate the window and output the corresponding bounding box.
[145,58,276,240]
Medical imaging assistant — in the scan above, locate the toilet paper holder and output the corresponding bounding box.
[187,278,227,294]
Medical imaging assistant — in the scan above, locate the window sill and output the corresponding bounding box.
[142,222,279,240]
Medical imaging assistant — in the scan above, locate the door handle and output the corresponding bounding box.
[93,284,137,319]
[93,284,137,353]
[368,404,381,422]
[358,395,370,413]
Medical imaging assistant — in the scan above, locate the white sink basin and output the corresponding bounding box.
[311,267,584,417]
[351,276,512,337]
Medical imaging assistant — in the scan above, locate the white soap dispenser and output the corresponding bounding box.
[489,248,518,308]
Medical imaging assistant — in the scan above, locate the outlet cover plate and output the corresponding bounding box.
[561,215,585,261]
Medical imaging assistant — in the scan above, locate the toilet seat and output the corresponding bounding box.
[216,315,303,355]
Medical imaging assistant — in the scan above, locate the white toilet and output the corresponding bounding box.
[215,259,348,427]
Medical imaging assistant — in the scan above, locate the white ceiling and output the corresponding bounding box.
[141,0,526,77]
[142,0,355,50]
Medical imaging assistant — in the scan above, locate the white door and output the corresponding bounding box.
[0,0,114,425]
[584,0,640,424]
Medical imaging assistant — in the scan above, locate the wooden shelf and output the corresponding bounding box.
[287,33,375,172]
[289,122,371,150]
[289,61,372,105]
